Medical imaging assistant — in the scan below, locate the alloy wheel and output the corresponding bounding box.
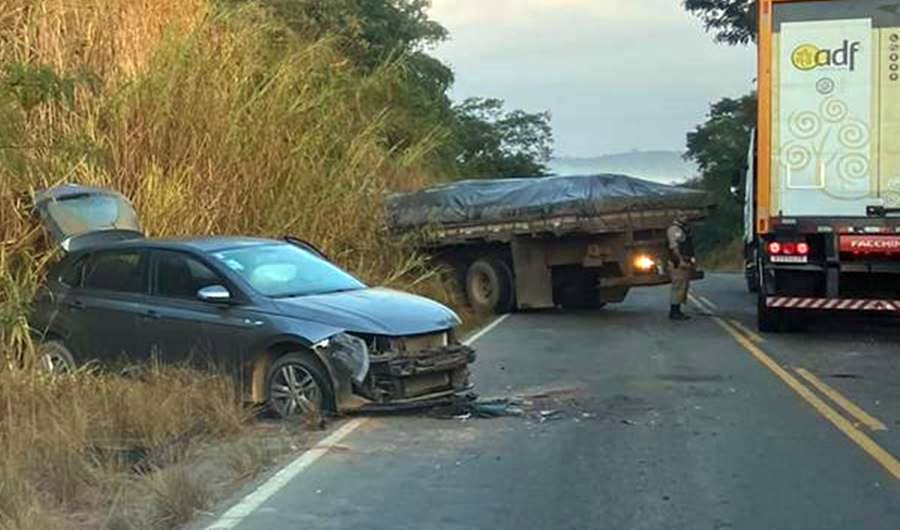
[40,346,73,376]
[269,363,324,418]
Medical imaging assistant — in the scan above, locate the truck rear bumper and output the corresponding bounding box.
[767,296,900,312]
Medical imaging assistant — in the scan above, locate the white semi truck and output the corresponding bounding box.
[746,0,900,331]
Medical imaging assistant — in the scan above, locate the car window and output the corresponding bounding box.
[212,243,365,298]
[83,251,145,293]
[155,251,223,299]
[59,256,86,287]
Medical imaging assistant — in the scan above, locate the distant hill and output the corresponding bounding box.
[549,151,698,184]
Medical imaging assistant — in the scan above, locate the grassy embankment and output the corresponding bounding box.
[699,238,744,273]
[0,1,463,527]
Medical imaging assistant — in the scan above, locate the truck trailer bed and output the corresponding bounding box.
[386,174,713,313]
[386,174,714,238]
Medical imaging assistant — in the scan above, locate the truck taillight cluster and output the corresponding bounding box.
[767,241,809,256]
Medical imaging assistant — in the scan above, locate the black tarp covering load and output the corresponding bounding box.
[386,174,713,230]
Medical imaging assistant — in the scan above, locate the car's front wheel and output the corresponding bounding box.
[38,340,76,375]
[266,353,333,420]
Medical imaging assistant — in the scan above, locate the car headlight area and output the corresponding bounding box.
[316,332,371,384]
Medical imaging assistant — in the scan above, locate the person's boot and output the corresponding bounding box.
[670,304,690,321]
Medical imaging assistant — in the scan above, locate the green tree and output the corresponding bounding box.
[240,0,448,69]
[448,98,553,179]
[225,0,454,152]
[684,0,756,45]
[227,0,555,180]
[685,94,756,251]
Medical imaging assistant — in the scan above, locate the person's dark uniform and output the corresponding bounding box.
[667,215,696,321]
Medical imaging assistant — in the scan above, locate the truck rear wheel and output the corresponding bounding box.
[757,291,781,333]
[746,248,759,294]
[465,258,515,314]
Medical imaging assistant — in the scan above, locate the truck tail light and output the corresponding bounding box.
[767,240,809,256]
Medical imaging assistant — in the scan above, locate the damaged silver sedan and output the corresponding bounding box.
[29,185,476,418]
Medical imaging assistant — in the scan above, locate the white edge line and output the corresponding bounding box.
[205,419,366,530]
[464,313,511,346]
[204,313,512,530]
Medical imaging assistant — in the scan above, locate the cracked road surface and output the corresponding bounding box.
[204,273,900,530]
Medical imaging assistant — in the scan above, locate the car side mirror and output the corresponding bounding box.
[197,285,231,304]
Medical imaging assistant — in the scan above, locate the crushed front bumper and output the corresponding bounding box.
[349,344,476,412]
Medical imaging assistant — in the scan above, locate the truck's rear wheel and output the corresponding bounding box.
[465,259,515,314]
[757,291,781,333]
[746,248,759,294]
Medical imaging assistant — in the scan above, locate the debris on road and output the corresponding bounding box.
[426,386,605,424]
[429,398,526,419]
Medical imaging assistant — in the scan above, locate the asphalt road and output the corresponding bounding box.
[205,273,900,530]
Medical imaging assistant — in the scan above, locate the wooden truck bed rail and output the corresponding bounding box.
[419,207,708,245]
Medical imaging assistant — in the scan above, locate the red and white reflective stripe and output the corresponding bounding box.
[766,297,900,311]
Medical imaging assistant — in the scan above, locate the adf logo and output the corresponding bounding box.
[792,40,862,71]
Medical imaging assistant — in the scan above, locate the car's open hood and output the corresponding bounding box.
[34,185,144,253]
[274,287,461,336]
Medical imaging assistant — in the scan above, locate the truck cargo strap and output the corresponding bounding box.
[767,297,900,312]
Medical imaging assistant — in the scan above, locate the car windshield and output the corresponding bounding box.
[212,243,365,298]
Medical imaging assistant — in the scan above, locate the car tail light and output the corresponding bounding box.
[796,242,809,255]
[782,242,796,255]
[767,242,782,255]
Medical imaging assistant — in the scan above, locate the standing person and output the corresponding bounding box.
[667,214,696,321]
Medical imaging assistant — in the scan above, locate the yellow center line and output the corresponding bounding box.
[728,319,765,344]
[697,294,718,310]
[688,293,715,314]
[713,317,900,480]
[794,367,887,432]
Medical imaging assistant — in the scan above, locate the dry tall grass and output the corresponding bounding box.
[0,364,248,529]
[0,1,450,528]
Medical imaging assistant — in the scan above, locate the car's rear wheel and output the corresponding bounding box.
[266,353,333,420]
[38,340,76,375]
[465,258,515,314]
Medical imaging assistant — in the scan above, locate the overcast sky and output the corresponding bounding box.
[428,0,755,157]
